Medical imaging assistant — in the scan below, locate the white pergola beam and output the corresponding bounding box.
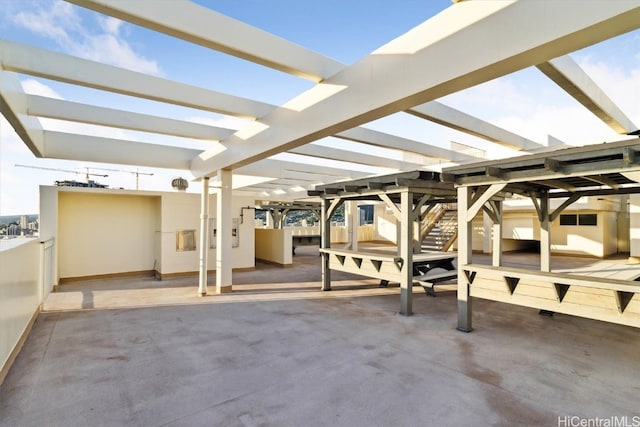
[26,95,236,141]
[235,158,370,181]
[336,127,474,162]
[289,143,425,170]
[0,70,44,155]
[537,55,639,134]
[67,0,344,83]
[192,1,640,176]
[42,131,200,169]
[408,101,544,151]
[0,39,274,119]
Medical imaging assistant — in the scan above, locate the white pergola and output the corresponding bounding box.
[1,0,638,295]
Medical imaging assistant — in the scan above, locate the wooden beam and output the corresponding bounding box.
[537,179,576,191]
[467,183,507,219]
[544,158,562,172]
[486,166,504,178]
[549,194,581,222]
[583,175,622,189]
[379,193,401,221]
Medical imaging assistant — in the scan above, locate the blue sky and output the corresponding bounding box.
[0,0,639,215]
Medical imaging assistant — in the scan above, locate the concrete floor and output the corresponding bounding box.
[2,247,640,426]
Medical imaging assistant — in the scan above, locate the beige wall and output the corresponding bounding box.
[255,228,292,265]
[58,192,160,279]
[158,193,255,275]
[0,239,40,382]
[549,211,612,257]
[287,224,375,244]
[40,186,59,292]
[43,187,256,280]
[630,194,640,258]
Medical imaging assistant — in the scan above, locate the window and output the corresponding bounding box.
[578,214,597,226]
[176,230,196,251]
[559,213,597,226]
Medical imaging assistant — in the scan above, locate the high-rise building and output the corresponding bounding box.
[19,215,28,229]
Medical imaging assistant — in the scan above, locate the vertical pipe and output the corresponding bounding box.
[457,186,473,332]
[198,176,210,296]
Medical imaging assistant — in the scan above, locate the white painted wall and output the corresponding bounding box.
[158,193,255,275]
[255,228,292,265]
[630,194,640,259]
[373,203,398,243]
[0,239,40,380]
[41,186,256,280]
[280,224,375,243]
[40,186,59,293]
[57,191,160,279]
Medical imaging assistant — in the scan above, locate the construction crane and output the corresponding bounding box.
[15,164,109,188]
[89,167,154,190]
[16,164,108,179]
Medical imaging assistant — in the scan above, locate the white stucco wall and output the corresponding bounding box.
[630,194,640,258]
[158,193,255,275]
[40,186,59,293]
[41,186,256,280]
[0,239,40,381]
[548,211,615,257]
[255,228,292,265]
[57,191,160,279]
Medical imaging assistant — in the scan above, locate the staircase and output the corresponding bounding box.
[421,205,457,252]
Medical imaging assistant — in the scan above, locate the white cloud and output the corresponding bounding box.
[10,0,161,75]
[71,33,161,75]
[98,16,123,35]
[576,57,640,127]
[13,1,82,46]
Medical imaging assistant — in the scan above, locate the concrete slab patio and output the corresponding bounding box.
[1,247,639,427]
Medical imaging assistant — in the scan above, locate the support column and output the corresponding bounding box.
[492,201,503,267]
[400,191,413,316]
[216,169,233,293]
[345,201,358,251]
[321,198,331,291]
[266,210,274,229]
[630,194,640,263]
[457,186,473,332]
[482,212,492,254]
[540,192,551,272]
[413,214,421,254]
[198,177,210,296]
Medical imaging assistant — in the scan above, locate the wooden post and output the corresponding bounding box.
[400,191,414,315]
[457,186,473,332]
[492,201,503,267]
[321,198,331,291]
[540,191,551,272]
[346,201,358,251]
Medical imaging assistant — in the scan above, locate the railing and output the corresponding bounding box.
[420,204,448,241]
[319,248,404,283]
[420,204,458,250]
[462,264,640,328]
